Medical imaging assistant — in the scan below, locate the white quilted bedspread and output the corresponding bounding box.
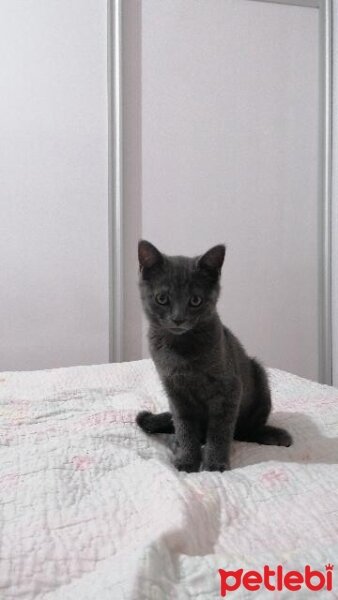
[1,359,338,599]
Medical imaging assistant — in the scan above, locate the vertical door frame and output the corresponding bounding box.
[320,0,333,385]
[108,0,123,362]
[108,0,333,385]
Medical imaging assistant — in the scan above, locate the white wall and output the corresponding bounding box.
[139,0,320,380]
[0,0,109,370]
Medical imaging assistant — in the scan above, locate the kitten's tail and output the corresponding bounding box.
[136,411,175,434]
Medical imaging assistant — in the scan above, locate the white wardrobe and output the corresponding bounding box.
[122,0,331,383]
[0,0,333,385]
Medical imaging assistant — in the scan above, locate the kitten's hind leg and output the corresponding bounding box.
[136,411,175,434]
[235,358,293,447]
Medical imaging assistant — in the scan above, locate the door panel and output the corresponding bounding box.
[136,0,320,379]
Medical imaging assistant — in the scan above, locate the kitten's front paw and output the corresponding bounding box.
[203,459,231,473]
[174,455,200,473]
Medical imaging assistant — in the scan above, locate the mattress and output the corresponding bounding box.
[0,359,337,599]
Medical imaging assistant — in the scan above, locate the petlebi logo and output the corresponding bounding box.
[218,564,334,596]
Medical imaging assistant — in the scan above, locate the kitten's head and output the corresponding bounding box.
[138,240,225,335]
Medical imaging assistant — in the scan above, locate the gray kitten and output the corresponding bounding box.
[136,240,292,472]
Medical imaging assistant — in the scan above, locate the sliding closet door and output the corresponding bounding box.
[125,0,321,380]
[0,0,109,370]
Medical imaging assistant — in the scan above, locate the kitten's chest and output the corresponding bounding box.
[152,345,225,404]
[151,337,224,376]
[152,345,212,378]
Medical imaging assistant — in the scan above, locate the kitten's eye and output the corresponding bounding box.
[189,295,202,307]
[156,293,169,305]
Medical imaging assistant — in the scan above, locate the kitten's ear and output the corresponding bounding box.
[138,240,163,271]
[198,244,226,273]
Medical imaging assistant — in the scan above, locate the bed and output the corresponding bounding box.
[1,359,337,599]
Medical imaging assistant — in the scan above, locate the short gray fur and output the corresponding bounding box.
[136,241,292,472]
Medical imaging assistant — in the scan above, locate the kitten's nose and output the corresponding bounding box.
[172,318,184,326]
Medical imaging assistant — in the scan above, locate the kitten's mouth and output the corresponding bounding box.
[167,326,190,335]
